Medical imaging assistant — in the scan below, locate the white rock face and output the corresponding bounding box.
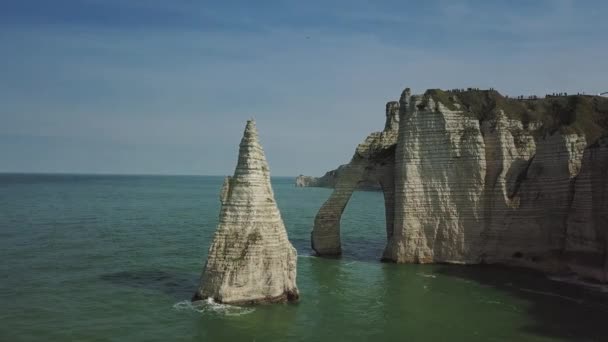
[295,175,320,187]
[194,120,299,304]
[385,91,486,263]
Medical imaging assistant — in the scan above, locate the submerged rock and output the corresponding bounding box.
[193,120,299,304]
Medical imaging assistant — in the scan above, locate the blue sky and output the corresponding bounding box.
[1,0,607,176]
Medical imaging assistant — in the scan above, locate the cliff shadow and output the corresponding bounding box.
[292,236,384,262]
[340,238,386,262]
[435,265,608,341]
[289,237,315,257]
[100,270,199,299]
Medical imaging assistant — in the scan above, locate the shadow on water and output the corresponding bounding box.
[290,236,387,263]
[289,237,314,257]
[341,238,386,262]
[100,270,198,300]
[436,265,608,341]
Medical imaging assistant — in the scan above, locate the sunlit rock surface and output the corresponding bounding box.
[194,120,299,304]
[385,90,487,263]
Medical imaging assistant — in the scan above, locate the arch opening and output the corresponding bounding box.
[339,185,388,261]
[310,155,396,260]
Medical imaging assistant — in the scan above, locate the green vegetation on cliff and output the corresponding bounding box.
[423,89,608,142]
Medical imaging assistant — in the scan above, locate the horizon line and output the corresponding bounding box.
[0,171,299,178]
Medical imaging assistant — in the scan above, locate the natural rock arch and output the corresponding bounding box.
[311,101,399,256]
[311,86,608,283]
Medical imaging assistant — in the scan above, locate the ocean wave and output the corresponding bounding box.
[173,298,255,316]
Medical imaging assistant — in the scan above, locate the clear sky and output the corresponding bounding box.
[1,0,607,176]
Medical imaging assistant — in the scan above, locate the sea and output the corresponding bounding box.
[1,174,607,341]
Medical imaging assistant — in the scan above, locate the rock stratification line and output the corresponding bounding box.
[193,120,299,304]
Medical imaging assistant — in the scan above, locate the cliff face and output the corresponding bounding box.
[565,136,608,281]
[384,90,487,263]
[312,87,608,282]
[194,120,299,304]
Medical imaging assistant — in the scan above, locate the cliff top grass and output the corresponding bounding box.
[423,88,608,142]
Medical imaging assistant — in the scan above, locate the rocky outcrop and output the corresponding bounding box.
[295,165,382,190]
[312,87,608,282]
[295,175,324,187]
[194,120,299,304]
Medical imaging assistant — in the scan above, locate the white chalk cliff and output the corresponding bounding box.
[194,120,299,304]
[312,87,608,282]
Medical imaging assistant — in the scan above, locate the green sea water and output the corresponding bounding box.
[1,174,607,341]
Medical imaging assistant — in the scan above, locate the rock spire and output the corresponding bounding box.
[193,120,299,304]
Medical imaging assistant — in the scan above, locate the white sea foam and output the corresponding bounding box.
[173,298,255,316]
[298,254,316,258]
[515,288,584,304]
[547,275,608,293]
[417,273,437,278]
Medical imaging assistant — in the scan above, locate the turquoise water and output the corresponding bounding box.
[1,174,607,341]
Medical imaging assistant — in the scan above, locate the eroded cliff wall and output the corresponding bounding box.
[384,90,487,264]
[565,136,608,281]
